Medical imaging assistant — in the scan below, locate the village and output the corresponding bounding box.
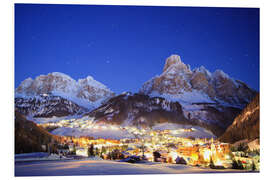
[39,123,260,171]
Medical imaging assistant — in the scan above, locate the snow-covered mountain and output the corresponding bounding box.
[140,55,256,107]
[80,55,256,136]
[15,72,115,118]
[15,55,257,138]
[82,92,242,136]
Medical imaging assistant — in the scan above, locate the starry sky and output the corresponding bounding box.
[15,4,259,94]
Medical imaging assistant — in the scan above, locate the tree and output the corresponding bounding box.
[88,144,94,157]
[209,157,215,169]
[251,160,256,171]
[95,147,99,156]
[153,151,161,162]
[101,146,107,155]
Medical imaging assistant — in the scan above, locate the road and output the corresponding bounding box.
[15,159,250,176]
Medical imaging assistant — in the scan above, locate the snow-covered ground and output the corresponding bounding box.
[15,159,246,176]
[50,122,215,139]
[51,126,135,139]
[15,153,72,162]
[152,123,216,139]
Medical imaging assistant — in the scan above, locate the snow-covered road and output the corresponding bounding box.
[15,159,247,176]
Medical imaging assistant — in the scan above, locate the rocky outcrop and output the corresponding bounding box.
[219,94,259,143]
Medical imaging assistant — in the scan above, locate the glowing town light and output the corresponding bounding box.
[185,141,193,147]
[101,126,107,130]
[203,150,212,161]
[225,154,231,160]
[170,151,179,160]
[214,159,223,166]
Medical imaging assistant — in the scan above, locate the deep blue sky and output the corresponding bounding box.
[15,4,259,94]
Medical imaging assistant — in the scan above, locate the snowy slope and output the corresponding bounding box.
[15,159,244,176]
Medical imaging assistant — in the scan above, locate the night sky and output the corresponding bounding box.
[15,4,259,94]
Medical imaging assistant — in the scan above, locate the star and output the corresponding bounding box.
[106,56,111,64]
[87,41,94,47]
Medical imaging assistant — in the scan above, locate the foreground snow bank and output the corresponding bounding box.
[15,159,246,176]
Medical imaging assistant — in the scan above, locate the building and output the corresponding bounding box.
[76,147,88,157]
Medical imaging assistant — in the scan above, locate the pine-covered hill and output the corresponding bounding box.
[219,93,259,144]
[15,111,57,154]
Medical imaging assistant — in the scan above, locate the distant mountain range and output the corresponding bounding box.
[16,72,115,109]
[15,55,258,137]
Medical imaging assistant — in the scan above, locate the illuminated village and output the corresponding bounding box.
[40,122,260,171]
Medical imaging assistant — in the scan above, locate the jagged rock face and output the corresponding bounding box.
[77,76,114,102]
[86,93,190,128]
[16,72,115,107]
[219,94,260,143]
[140,55,256,107]
[190,71,215,98]
[15,94,87,118]
[16,73,77,95]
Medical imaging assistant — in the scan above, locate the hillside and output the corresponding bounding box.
[15,111,57,154]
[219,93,259,143]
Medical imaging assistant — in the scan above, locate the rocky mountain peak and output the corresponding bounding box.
[16,72,114,108]
[163,54,191,74]
[140,54,256,107]
[212,69,230,81]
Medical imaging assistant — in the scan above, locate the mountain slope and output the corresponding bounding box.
[15,111,57,154]
[15,72,115,119]
[82,92,239,136]
[219,93,259,143]
[15,94,87,118]
[86,93,189,127]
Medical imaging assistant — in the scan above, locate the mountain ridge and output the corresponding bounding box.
[140,54,256,108]
[15,54,258,137]
[16,72,115,108]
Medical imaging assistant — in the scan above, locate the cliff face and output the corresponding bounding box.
[219,94,260,143]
